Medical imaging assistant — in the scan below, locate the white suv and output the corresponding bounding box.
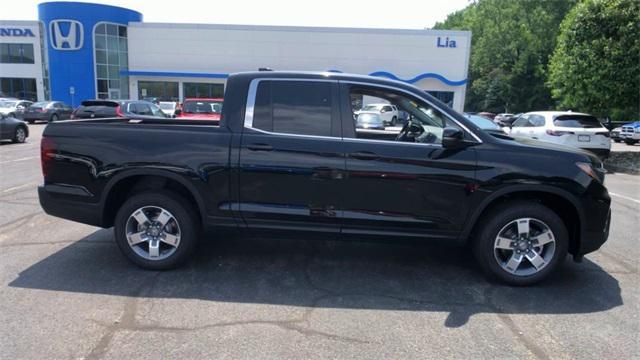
[355,103,400,126]
[506,111,611,158]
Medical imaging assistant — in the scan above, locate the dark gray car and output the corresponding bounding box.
[23,101,74,123]
[0,114,29,143]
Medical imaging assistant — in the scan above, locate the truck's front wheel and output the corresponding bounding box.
[114,190,199,270]
[472,202,568,286]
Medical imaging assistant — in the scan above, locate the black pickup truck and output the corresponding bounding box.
[38,71,611,285]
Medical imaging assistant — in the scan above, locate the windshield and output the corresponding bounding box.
[159,102,175,110]
[31,102,49,108]
[0,101,17,108]
[553,115,602,128]
[466,115,502,130]
[183,100,222,114]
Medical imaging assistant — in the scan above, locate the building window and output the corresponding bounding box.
[0,43,35,64]
[426,91,454,108]
[138,81,179,101]
[0,78,37,101]
[183,82,224,99]
[94,23,129,99]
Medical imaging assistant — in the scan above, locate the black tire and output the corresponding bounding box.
[27,119,35,124]
[391,116,397,126]
[12,126,27,143]
[613,139,621,143]
[624,139,638,145]
[114,190,200,270]
[49,114,58,123]
[472,201,568,286]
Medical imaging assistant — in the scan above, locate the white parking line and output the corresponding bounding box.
[0,156,38,165]
[1,182,37,193]
[609,192,640,204]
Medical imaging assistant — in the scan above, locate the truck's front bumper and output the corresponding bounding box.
[574,183,611,256]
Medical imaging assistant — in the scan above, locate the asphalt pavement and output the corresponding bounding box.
[0,124,638,359]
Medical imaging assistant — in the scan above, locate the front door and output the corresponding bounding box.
[340,82,478,240]
[238,79,344,237]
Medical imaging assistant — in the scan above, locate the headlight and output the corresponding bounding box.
[576,162,605,183]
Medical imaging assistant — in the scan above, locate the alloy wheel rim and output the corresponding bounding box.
[125,206,181,260]
[493,218,556,276]
[16,129,25,142]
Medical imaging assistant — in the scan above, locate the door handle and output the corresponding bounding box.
[247,143,273,152]
[350,151,379,160]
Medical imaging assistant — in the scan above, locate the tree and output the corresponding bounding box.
[548,0,640,121]
[434,0,577,113]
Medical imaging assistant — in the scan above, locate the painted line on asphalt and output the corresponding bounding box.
[609,192,640,204]
[0,156,38,164]
[1,182,37,193]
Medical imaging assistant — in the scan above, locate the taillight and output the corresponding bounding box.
[546,129,574,136]
[40,136,55,178]
[595,131,610,137]
[115,105,125,117]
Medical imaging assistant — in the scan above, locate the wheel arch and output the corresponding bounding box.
[462,186,584,255]
[100,169,206,228]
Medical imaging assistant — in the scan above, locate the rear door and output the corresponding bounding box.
[238,79,344,237]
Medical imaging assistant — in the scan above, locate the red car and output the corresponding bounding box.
[175,98,223,120]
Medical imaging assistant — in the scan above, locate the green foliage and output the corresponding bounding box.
[548,0,639,121]
[434,0,577,113]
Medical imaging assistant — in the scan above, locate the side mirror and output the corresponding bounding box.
[174,108,182,116]
[442,127,465,148]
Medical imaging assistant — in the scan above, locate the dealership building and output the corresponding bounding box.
[1,2,471,111]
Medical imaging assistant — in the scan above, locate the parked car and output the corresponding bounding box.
[494,113,514,125]
[22,101,73,123]
[506,111,612,158]
[464,113,506,134]
[0,114,29,143]
[159,101,179,117]
[175,98,223,120]
[611,127,623,142]
[619,121,640,145]
[0,100,33,119]
[356,112,385,130]
[355,103,400,126]
[38,71,611,286]
[72,100,168,119]
[477,112,496,120]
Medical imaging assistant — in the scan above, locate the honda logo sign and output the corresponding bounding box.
[49,20,84,51]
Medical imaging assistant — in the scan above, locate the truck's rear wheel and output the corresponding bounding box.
[114,190,199,270]
[472,202,568,286]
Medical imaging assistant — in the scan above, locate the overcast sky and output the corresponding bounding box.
[6,0,470,29]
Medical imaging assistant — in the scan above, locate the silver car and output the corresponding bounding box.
[356,112,385,130]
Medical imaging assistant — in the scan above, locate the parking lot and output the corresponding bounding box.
[0,124,638,359]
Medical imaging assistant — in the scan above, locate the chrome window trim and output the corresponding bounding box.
[242,76,483,145]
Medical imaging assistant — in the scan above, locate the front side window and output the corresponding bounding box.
[512,115,530,127]
[349,86,459,144]
[252,81,333,137]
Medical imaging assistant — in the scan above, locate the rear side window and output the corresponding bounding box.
[553,115,601,128]
[252,80,333,136]
[75,103,117,117]
[529,115,546,127]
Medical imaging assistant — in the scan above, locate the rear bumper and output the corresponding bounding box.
[38,185,105,227]
[582,148,610,158]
